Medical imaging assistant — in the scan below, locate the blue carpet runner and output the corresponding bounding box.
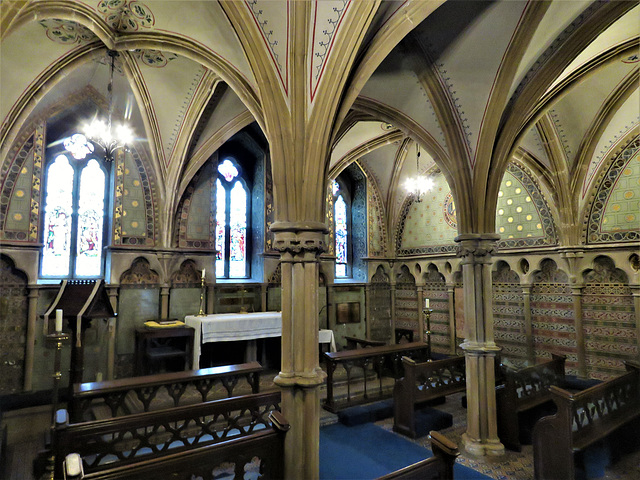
[320,422,492,480]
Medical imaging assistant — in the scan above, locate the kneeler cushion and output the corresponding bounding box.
[413,407,453,438]
[338,400,395,426]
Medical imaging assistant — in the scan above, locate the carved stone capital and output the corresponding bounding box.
[454,233,500,264]
[271,221,328,259]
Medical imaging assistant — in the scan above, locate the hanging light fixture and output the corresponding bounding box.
[82,50,133,162]
[404,142,433,202]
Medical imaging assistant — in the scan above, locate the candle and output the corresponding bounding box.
[55,309,63,332]
[202,268,205,279]
[424,298,430,309]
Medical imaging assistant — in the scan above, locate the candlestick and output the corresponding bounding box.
[195,275,206,316]
[423,307,432,361]
[55,309,63,332]
[45,330,69,479]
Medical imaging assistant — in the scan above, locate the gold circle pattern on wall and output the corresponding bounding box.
[495,170,544,240]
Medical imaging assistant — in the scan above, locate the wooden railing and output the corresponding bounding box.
[496,353,567,451]
[56,391,282,478]
[533,362,640,480]
[393,356,466,438]
[70,362,263,422]
[323,342,431,412]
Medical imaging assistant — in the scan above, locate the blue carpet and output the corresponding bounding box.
[319,422,492,479]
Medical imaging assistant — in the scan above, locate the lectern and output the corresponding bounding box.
[43,280,116,391]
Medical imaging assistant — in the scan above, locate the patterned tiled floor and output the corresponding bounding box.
[372,392,640,480]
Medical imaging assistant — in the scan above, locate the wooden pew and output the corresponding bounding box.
[496,353,567,451]
[533,362,640,480]
[393,356,465,439]
[323,342,431,413]
[55,391,282,479]
[344,336,386,349]
[69,361,264,422]
[375,430,459,480]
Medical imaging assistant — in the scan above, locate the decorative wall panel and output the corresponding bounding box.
[492,263,527,362]
[530,260,577,374]
[370,266,391,342]
[582,256,636,380]
[176,161,215,249]
[395,266,418,337]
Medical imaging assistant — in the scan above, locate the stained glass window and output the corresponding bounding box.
[335,195,348,277]
[216,159,249,278]
[75,160,105,276]
[215,179,226,277]
[42,155,74,276]
[41,134,108,279]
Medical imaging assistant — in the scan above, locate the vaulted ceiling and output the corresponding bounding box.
[2,1,638,240]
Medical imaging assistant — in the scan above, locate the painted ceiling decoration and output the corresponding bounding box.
[309,0,350,102]
[131,49,179,68]
[245,0,290,95]
[98,0,155,32]
[38,19,96,44]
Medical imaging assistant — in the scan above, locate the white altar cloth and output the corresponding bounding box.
[185,312,336,367]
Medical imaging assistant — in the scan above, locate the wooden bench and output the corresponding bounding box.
[393,356,465,438]
[375,430,459,480]
[323,342,431,413]
[55,391,283,479]
[69,361,264,422]
[533,361,640,480]
[496,353,567,451]
[344,336,386,349]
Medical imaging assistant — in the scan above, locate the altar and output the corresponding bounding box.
[185,312,336,367]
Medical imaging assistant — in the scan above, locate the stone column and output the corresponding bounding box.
[632,285,640,366]
[417,284,425,341]
[160,285,170,319]
[106,286,119,380]
[23,287,39,391]
[521,284,534,364]
[271,222,327,480]
[390,275,397,344]
[447,283,456,354]
[571,284,587,378]
[455,233,504,457]
[365,283,372,339]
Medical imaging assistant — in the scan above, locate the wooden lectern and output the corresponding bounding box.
[43,280,116,391]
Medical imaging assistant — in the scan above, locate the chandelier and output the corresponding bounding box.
[82,50,133,162]
[404,143,433,202]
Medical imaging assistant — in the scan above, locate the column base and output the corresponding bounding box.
[462,433,505,457]
[274,368,326,388]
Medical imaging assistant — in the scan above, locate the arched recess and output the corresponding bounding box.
[395,265,418,340]
[370,265,392,342]
[0,254,29,394]
[582,134,640,245]
[491,261,527,363]
[496,162,558,250]
[530,259,577,374]
[116,257,161,378]
[395,168,458,256]
[581,256,635,380]
[358,161,387,258]
[422,265,448,354]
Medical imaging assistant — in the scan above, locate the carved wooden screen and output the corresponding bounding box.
[0,255,28,394]
[395,266,418,339]
[423,268,448,354]
[369,266,391,342]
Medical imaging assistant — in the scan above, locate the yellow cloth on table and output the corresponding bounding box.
[144,320,185,328]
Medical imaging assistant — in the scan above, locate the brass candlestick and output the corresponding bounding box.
[195,276,207,316]
[46,331,70,480]
[423,307,432,360]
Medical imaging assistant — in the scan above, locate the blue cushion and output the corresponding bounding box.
[338,400,396,426]
[561,376,602,391]
[338,405,372,426]
[414,407,453,438]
